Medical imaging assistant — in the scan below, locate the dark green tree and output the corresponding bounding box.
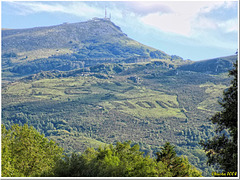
[200,60,238,174]
[1,124,64,177]
[54,141,202,177]
[54,141,161,177]
[156,142,202,177]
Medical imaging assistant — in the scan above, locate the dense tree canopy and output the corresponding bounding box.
[156,142,202,177]
[53,141,202,177]
[201,60,238,174]
[2,124,202,177]
[1,124,64,177]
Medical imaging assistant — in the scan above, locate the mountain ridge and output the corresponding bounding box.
[2,19,170,59]
[177,55,236,74]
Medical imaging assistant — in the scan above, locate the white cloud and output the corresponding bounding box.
[140,1,237,37]
[141,12,192,36]
[193,17,218,30]
[200,1,236,13]
[193,16,238,33]
[218,18,239,33]
[8,1,103,18]
[120,1,172,16]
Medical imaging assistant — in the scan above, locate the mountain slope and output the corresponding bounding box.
[178,55,236,74]
[2,19,127,52]
[2,19,175,82]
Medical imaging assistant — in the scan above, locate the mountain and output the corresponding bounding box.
[178,55,236,74]
[2,18,179,82]
[1,19,237,176]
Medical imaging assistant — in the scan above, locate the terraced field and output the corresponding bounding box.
[2,59,235,176]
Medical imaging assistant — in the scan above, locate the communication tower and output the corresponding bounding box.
[104,7,111,21]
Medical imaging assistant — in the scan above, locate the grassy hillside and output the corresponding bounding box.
[2,19,176,82]
[2,57,236,176]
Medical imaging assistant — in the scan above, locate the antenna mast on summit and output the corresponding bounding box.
[105,7,107,18]
[104,7,111,21]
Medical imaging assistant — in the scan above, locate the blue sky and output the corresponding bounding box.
[1,0,239,60]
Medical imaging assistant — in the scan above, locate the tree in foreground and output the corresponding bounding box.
[156,142,202,177]
[54,141,202,177]
[1,124,63,177]
[200,60,238,174]
[1,124,202,177]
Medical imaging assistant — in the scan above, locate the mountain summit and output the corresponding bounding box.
[2,19,171,62]
[3,19,129,53]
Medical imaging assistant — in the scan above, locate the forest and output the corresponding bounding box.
[1,124,202,177]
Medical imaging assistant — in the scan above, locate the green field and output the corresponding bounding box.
[2,58,235,176]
